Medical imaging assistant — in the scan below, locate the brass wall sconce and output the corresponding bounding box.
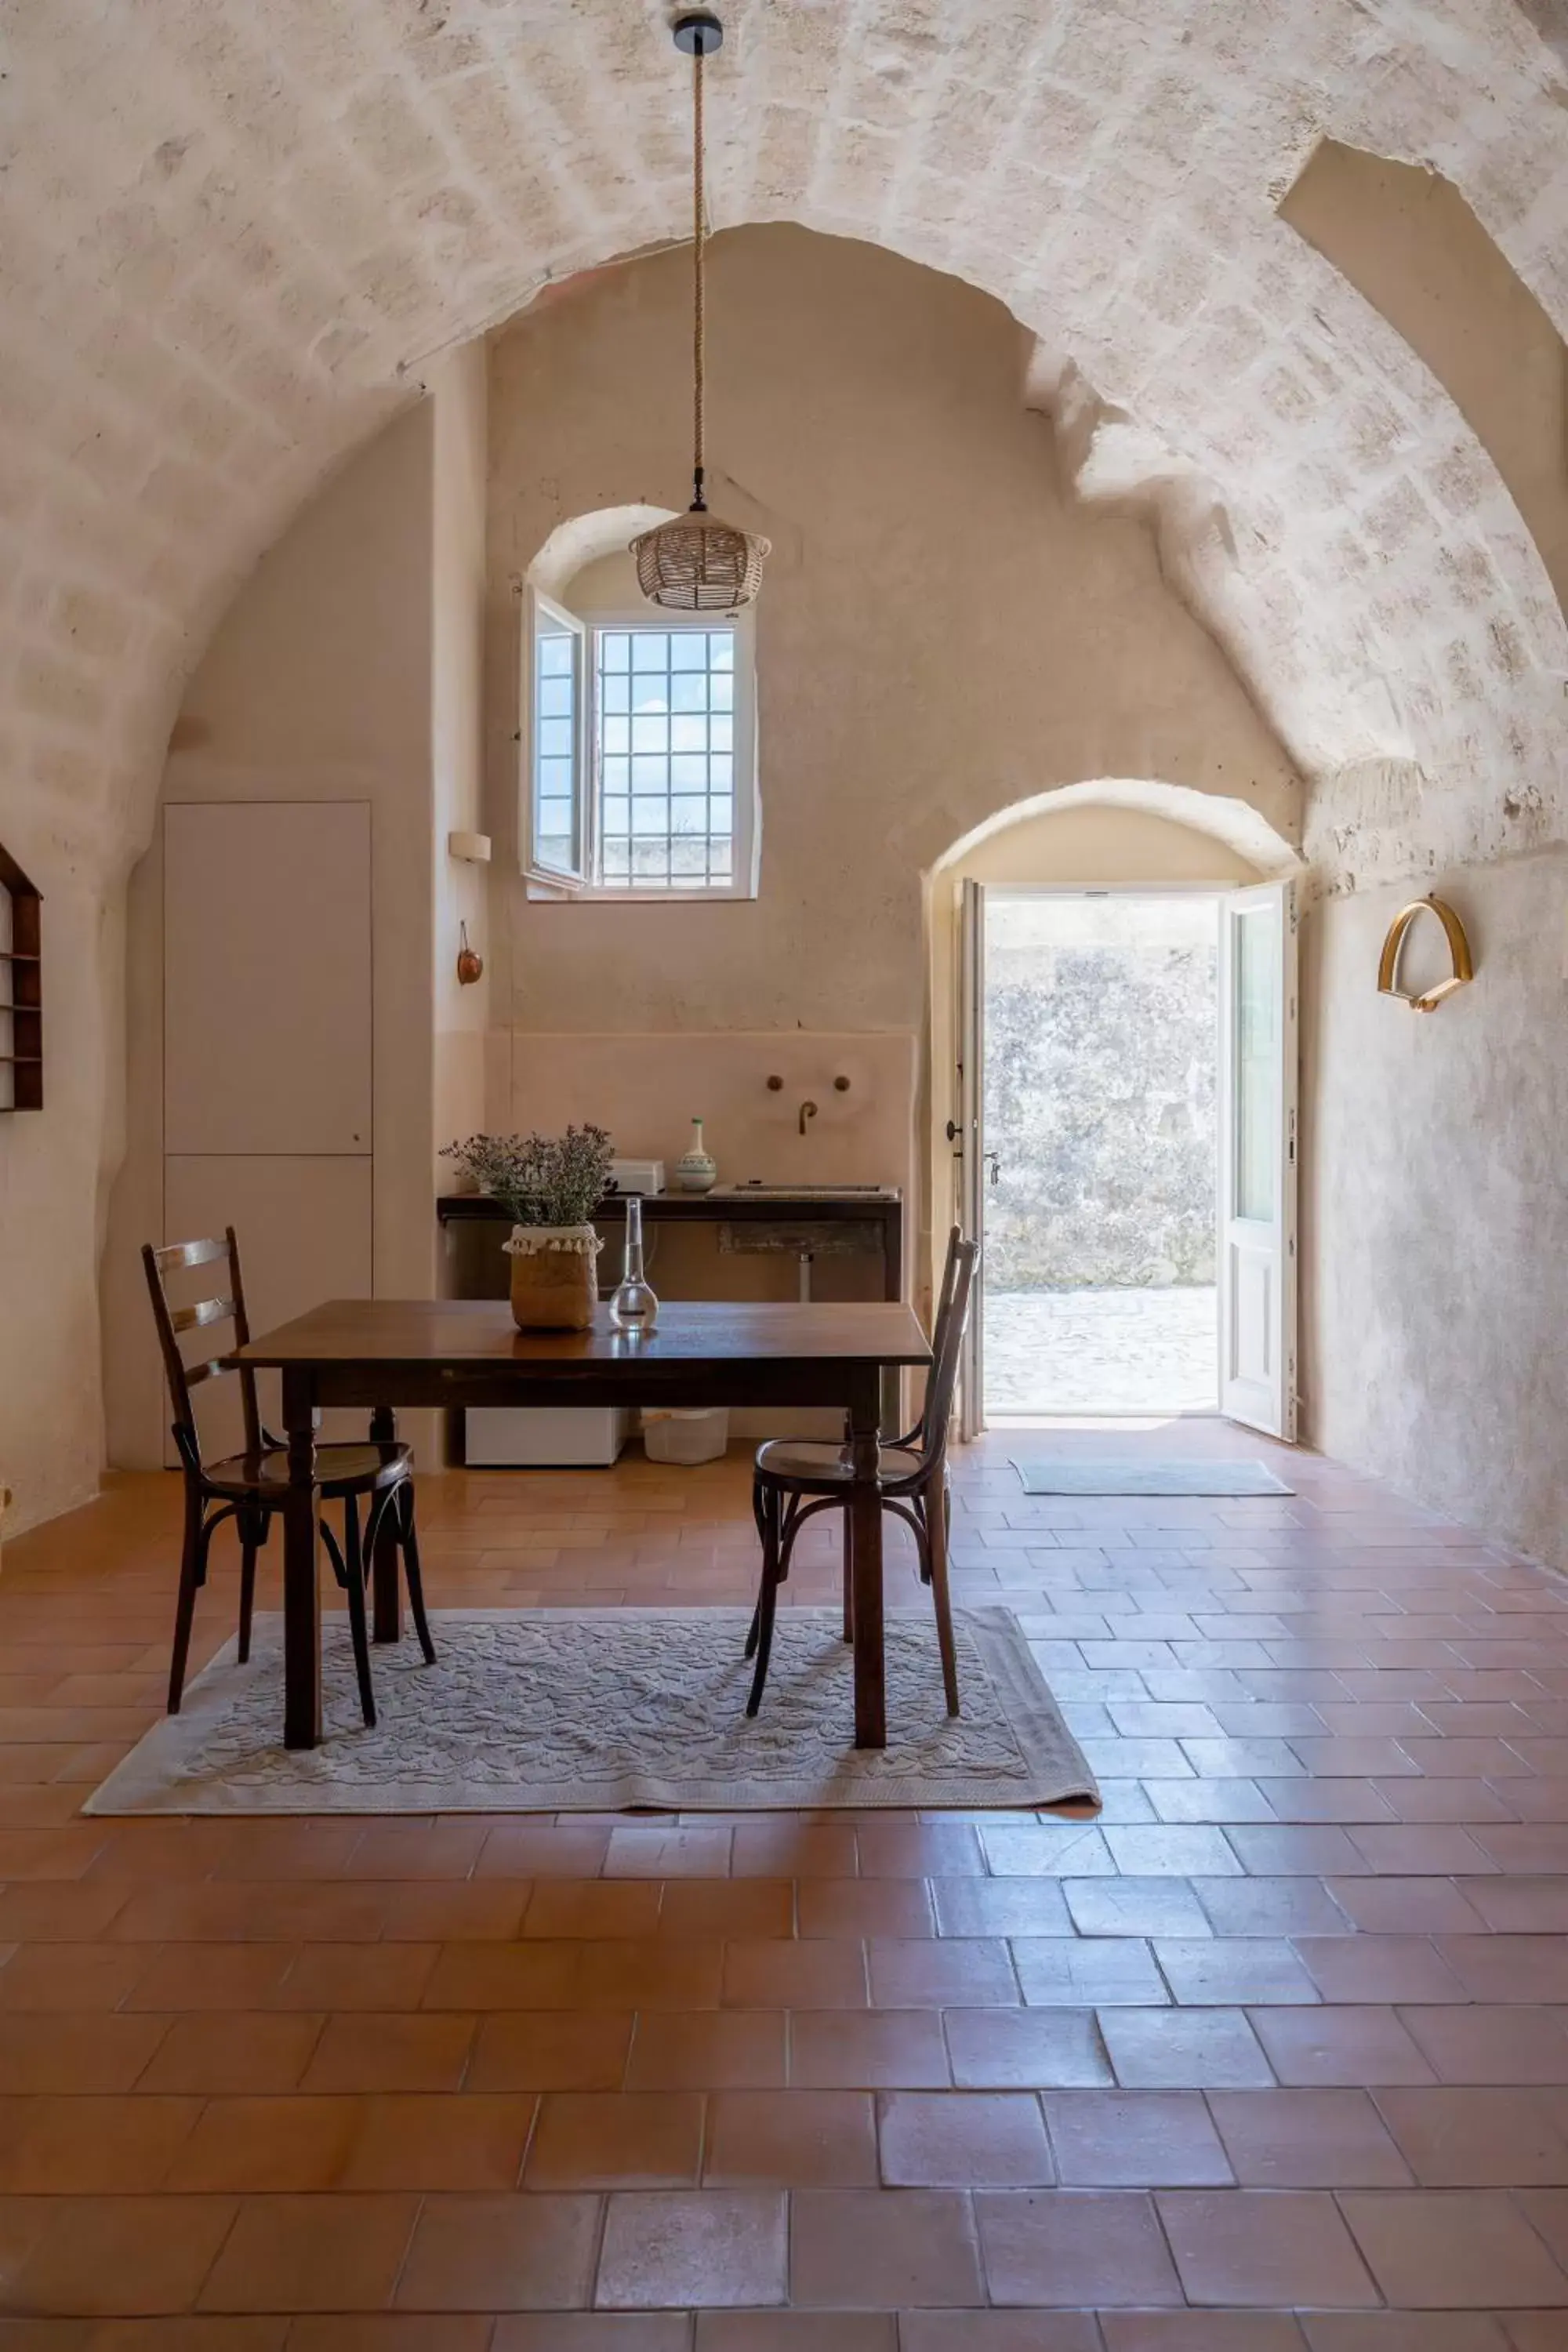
[1377,895,1473,1013]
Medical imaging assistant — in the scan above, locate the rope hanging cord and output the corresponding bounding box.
[691,31,706,512]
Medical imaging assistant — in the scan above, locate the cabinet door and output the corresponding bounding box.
[163,800,372,1156]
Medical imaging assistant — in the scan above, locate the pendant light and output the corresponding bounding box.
[631,11,770,612]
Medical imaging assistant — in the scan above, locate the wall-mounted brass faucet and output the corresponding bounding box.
[798,1099,818,1136]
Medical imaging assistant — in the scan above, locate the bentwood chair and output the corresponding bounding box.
[745,1226,978,1719]
[143,1229,435,1723]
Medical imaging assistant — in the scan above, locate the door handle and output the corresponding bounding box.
[945,1120,960,1145]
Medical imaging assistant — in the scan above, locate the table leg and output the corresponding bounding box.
[848,1367,886,1749]
[281,1367,322,1751]
[369,1405,402,1644]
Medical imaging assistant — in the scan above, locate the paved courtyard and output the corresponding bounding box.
[985,1285,1218,1416]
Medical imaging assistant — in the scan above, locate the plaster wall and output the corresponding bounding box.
[103,403,441,1472]
[1303,854,1568,1565]
[484,229,1299,1235]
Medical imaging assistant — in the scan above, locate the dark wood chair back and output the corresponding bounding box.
[916,1232,978,1475]
[142,1229,261,1473]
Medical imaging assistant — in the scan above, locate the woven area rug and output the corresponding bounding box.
[1011,1457,1294,1497]
[84,1606,1098,1817]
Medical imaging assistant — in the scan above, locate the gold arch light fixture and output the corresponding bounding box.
[1376,895,1474,1013]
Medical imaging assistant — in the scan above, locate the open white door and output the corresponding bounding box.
[956,877,986,1438]
[1218,879,1298,1438]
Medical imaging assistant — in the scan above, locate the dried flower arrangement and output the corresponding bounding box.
[441,1126,614,1231]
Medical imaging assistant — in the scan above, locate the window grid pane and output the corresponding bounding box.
[595,627,736,891]
[533,623,578,874]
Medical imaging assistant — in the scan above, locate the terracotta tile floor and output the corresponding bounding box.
[3,1425,1568,2341]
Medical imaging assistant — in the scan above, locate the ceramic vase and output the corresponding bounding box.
[673,1116,718,1194]
[504,1225,601,1330]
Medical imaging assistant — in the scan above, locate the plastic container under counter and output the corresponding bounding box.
[464,1407,628,1467]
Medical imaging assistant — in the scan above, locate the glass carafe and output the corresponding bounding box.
[608,1194,659,1330]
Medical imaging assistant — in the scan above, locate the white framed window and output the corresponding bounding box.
[523,592,757,900]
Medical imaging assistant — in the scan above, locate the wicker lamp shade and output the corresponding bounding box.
[631,509,770,612]
[634,11,768,615]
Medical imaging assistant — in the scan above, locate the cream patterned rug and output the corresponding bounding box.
[84,1607,1098,1817]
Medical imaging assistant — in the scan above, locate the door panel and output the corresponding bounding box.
[1218,880,1298,1437]
[164,800,372,1156]
[162,1155,373,1465]
[956,877,985,1438]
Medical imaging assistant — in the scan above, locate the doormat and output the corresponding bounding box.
[1011,1458,1294,1497]
[83,1606,1099,1817]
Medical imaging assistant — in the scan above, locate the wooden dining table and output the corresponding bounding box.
[228,1297,933,1755]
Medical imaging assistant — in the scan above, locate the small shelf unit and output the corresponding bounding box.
[0,844,42,1111]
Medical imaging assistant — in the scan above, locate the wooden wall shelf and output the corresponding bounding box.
[0,844,42,1111]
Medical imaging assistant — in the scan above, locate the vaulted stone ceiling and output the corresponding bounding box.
[3,0,1565,878]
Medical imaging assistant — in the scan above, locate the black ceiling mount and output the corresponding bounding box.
[673,11,723,56]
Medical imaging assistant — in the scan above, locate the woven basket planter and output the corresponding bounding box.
[504,1225,602,1331]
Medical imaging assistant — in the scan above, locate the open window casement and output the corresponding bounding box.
[524,589,588,890]
[1218,878,1299,1439]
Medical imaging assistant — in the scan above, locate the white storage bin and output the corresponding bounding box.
[465,1407,628,1468]
[643,1408,730,1465]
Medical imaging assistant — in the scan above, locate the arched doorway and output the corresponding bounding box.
[926,783,1301,1440]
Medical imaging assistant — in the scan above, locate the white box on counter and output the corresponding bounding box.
[610,1159,665,1194]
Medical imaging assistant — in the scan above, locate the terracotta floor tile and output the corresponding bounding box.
[1101,2318,1308,2351]
[703,2090,877,2187]
[855,1824,985,1878]
[789,2010,949,2090]
[468,2011,634,2092]
[660,1881,794,1940]
[274,1944,441,2012]
[74,2317,293,2349]
[164,2096,361,2192]
[596,2190,787,2308]
[521,1881,663,1939]
[474,1824,612,1878]
[0,1882,133,1940]
[1248,2005,1436,2086]
[122,1944,299,2014]
[723,1940,867,2010]
[604,1828,734,1879]
[1461,1878,1568,1933]
[299,2011,476,2094]
[0,2094,201,2194]
[1436,1934,1568,2003]
[372,1881,532,1942]
[1154,1936,1320,2005]
[197,2192,417,2311]
[0,2012,171,2093]
[1374,2089,1568,2187]
[730,1824,858,1878]
[1338,2189,1568,2307]
[975,2187,1181,2306]
[339,2092,538,2190]
[1063,1879,1213,1938]
[1160,2186,1378,2305]
[1294,1937,1466,2005]
[136,2012,325,2095]
[289,2321,496,2351]
[395,2190,601,2310]
[877,2090,1051,2187]
[797,1881,934,1940]
[693,2313,897,2348]
[791,2186,982,2307]
[1345,1826,1497,1875]
[1224,1826,1371,1876]
[342,1822,488,1880]
[927,1878,1072,1937]
[497,2318,694,2350]
[898,2317,1099,2352]
[1044,2087,1230,2186]
[628,2011,786,2091]
[1104,1825,1241,1875]
[980,1825,1116,1878]
[1300,2318,1512,2352]
[1207,2088,1410,2187]
[1010,1937,1168,2006]
[1327,1878,1490,1933]
[1510,2186,1568,2267]
[1099,2008,1273,2089]
[525,2092,704,2187]
[0,1944,147,2011]
[866,1939,1017,2008]
[945,2008,1111,2089]
[1402,2006,1568,2085]
[10,2194,239,2317]
[1191,1877,1352,1936]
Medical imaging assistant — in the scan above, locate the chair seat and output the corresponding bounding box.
[755,1437,925,1490]
[203,1441,412,1502]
